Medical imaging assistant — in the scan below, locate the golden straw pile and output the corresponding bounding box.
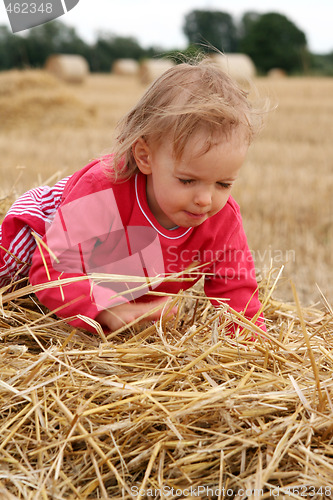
[1,270,333,499]
[1,199,333,499]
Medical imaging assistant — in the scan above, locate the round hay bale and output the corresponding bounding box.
[139,58,176,85]
[45,54,89,84]
[268,68,287,78]
[112,58,139,76]
[209,53,256,82]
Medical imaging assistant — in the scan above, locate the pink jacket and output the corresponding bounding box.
[1,157,265,334]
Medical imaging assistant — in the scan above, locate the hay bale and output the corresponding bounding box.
[139,58,176,85]
[1,268,333,497]
[45,54,89,84]
[209,53,256,82]
[268,67,288,78]
[112,58,139,76]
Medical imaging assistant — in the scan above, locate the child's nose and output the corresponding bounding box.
[194,189,212,207]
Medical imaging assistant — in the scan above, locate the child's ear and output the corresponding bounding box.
[132,137,152,175]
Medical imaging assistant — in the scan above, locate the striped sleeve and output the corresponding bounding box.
[0,176,70,287]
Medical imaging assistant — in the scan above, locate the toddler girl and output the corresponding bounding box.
[0,59,266,336]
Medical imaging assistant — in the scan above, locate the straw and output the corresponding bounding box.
[1,269,333,498]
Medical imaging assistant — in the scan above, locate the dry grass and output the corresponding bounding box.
[0,70,94,130]
[0,271,333,499]
[0,70,333,498]
[235,77,333,306]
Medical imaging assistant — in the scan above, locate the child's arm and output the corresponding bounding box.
[29,242,127,333]
[29,177,172,334]
[204,222,266,336]
[96,297,173,332]
[28,179,133,332]
[30,236,173,334]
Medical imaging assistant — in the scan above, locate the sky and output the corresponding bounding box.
[0,0,332,54]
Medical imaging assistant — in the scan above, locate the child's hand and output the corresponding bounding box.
[96,297,175,332]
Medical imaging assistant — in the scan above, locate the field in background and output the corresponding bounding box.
[0,71,332,306]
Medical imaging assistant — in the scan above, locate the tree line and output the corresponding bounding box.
[0,9,332,75]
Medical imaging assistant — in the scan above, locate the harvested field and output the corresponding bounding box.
[0,70,333,498]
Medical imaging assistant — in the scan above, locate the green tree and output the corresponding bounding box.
[238,11,260,39]
[0,25,25,69]
[22,21,89,67]
[183,10,238,52]
[240,12,307,73]
[0,20,154,72]
[310,51,333,76]
[89,34,145,72]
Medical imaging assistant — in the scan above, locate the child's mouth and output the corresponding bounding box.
[184,211,207,219]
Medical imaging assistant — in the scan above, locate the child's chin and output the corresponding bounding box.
[180,219,204,229]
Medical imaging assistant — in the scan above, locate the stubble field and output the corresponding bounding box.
[1,70,332,306]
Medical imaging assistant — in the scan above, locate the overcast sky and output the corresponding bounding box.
[0,0,332,54]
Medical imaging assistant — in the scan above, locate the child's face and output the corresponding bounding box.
[136,130,248,229]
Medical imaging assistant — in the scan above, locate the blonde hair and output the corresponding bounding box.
[112,58,264,180]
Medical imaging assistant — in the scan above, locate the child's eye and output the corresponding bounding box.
[218,182,232,189]
[179,179,194,185]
